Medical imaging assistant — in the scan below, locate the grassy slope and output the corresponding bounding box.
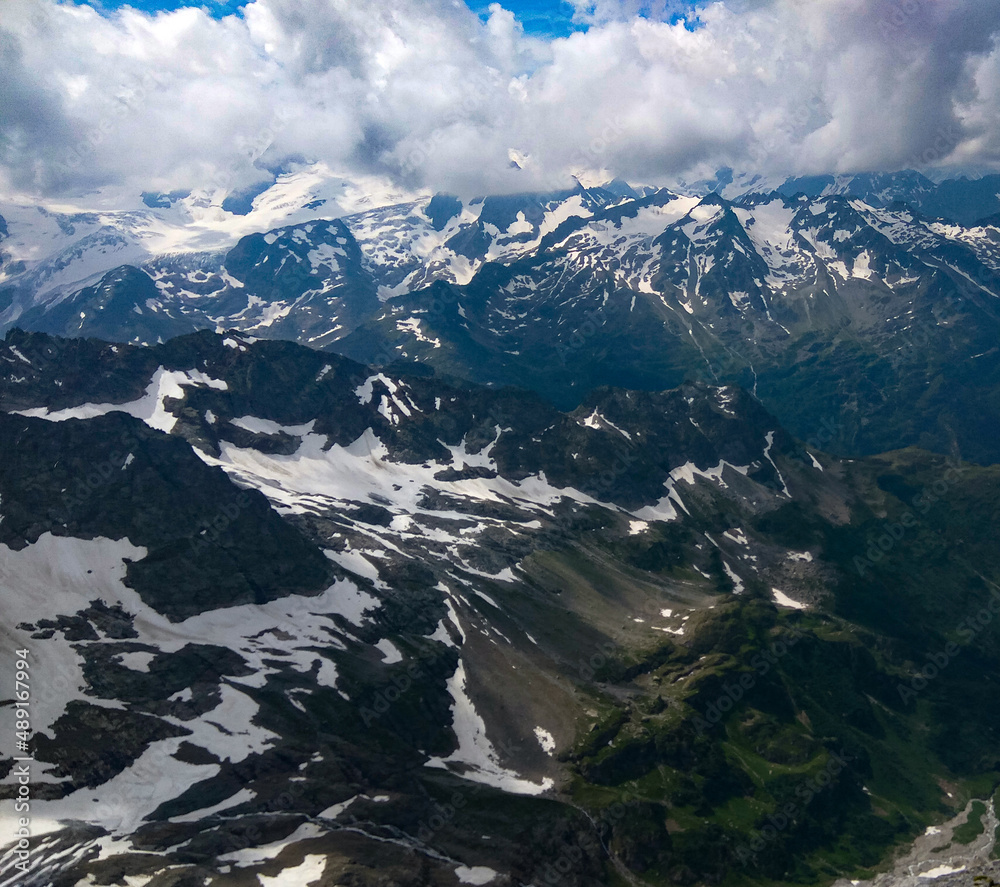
[527,451,1000,886]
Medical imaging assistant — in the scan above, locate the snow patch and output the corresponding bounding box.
[426,661,552,795]
[169,788,255,823]
[455,866,499,885]
[375,638,403,664]
[919,865,966,879]
[230,416,316,436]
[15,367,228,433]
[722,561,745,594]
[258,853,327,887]
[771,588,808,610]
[763,432,791,497]
[533,727,556,755]
[218,823,325,866]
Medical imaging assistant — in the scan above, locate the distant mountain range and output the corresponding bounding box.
[3,168,1000,466]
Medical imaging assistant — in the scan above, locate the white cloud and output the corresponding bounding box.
[2,0,1000,201]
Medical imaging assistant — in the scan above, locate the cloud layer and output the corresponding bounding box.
[3,0,1000,200]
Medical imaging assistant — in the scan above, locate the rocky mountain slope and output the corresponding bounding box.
[1,329,999,886]
[336,188,1000,463]
[4,171,1000,464]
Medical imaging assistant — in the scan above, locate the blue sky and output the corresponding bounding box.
[79,0,581,34]
[79,0,246,16]
[468,0,581,37]
[74,0,698,37]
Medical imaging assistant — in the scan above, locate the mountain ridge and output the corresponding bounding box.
[6,174,1000,463]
